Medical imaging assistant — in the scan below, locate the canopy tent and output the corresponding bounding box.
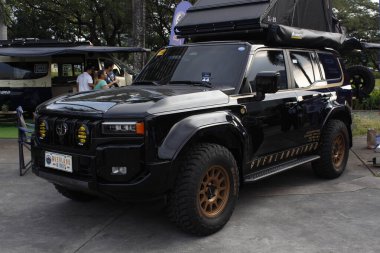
[175,0,346,50]
[0,46,149,57]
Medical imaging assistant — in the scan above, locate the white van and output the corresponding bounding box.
[0,40,148,112]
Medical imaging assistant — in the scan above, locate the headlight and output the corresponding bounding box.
[76,124,89,146]
[102,122,145,135]
[38,120,48,140]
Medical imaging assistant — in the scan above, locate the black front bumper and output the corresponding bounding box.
[32,145,173,200]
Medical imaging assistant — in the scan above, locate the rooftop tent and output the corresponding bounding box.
[175,0,345,49]
[175,0,271,38]
[261,0,334,32]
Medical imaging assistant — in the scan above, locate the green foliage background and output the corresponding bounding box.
[1,0,197,50]
[334,0,379,41]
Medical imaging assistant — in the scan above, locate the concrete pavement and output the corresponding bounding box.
[0,137,380,253]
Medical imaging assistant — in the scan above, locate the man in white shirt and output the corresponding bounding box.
[76,66,94,92]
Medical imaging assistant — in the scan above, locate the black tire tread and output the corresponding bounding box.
[167,143,239,236]
[312,120,349,179]
[347,65,375,96]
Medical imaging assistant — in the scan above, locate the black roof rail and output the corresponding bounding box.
[0,38,92,48]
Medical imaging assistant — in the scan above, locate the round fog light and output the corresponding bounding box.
[111,167,128,175]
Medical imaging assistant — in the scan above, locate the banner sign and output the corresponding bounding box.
[169,1,192,46]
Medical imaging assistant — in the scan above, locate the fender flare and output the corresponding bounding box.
[158,111,248,160]
[322,104,353,147]
[322,104,352,128]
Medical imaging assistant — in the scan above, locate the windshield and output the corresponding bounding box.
[134,44,249,90]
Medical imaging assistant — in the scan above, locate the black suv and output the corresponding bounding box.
[32,42,352,235]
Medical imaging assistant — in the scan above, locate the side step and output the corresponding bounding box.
[244,155,320,183]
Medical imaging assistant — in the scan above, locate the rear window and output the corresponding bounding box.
[290,51,315,88]
[318,53,342,82]
[0,62,49,80]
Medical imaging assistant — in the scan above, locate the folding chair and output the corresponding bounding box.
[16,106,35,176]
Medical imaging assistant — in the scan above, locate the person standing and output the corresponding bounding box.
[103,60,120,87]
[76,66,94,92]
[94,70,114,90]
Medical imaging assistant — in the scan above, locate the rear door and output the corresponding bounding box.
[286,50,340,149]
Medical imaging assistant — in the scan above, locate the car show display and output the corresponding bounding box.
[31,0,368,235]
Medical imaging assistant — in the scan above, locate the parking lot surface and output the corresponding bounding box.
[1,137,380,253]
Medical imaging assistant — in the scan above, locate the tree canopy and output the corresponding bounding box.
[1,0,197,50]
[333,0,379,41]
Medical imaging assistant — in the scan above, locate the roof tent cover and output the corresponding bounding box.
[261,0,335,32]
[175,0,345,49]
[0,46,149,57]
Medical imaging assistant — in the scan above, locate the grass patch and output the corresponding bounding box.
[352,111,380,136]
[352,88,380,110]
[0,122,18,139]
[376,78,380,89]
[0,117,33,139]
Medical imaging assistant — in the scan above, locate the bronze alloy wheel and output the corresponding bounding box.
[198,165,231,218]
[332,133,346,168]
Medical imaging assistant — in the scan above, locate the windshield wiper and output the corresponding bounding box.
[169,80,213,88]
[132,80,161,86]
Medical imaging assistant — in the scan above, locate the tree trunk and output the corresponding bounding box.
[132,0,146,71]
[0,0,7,40]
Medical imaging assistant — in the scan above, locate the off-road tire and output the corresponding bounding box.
[347,65,375,98]
[312,120,349,179]
[54,184,97,202]
[167,143,239,236]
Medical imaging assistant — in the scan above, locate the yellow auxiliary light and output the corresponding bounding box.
[76,124,89,146]
[38,120,48,140]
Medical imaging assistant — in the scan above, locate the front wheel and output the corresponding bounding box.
[167,143,239,236]
[312,120,350,179]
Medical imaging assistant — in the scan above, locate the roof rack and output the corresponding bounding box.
[0,38,92,48]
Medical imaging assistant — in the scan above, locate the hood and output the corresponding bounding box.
[38,86,230,118]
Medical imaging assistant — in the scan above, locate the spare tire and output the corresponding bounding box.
[347,65,375,97]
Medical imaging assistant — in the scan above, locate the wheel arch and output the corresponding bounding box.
[322,105,352,147]
[158,111,248,182]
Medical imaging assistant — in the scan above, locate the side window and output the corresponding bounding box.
[289,51,315,88]
[51,63,84,86]
[0,62,49,80]
[62,64,73,77]
[318,53,342,82]
[247,50,288,92]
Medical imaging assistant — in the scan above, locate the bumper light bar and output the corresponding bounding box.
[102,122,144,135]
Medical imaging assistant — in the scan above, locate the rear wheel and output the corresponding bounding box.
[54,184,97,202]
[312,120,349,179]
[167,143,239,236]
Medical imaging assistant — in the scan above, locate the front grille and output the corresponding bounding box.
[38,116,100,149]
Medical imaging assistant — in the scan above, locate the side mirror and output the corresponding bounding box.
[252,71,280,95]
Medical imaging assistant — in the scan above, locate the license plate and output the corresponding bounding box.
[45,151,73,173]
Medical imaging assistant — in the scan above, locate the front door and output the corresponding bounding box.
[240,49,301,171]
